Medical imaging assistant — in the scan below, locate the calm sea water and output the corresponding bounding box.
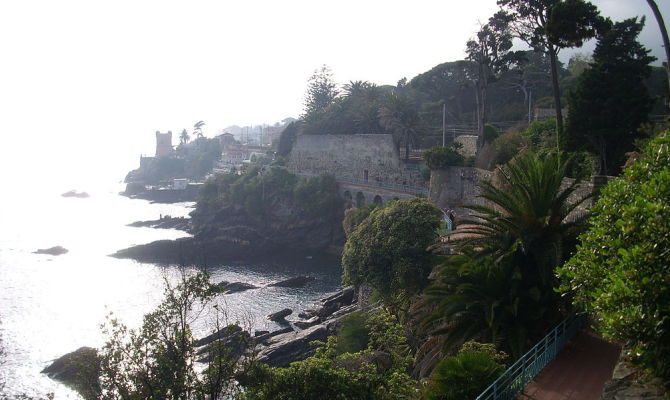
[0,182,341,399]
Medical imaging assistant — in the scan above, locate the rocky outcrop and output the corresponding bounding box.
[128,216,190,231]
[210,281,258,294]
[256,323,334,367]
[269,276,315,288]
[112,194,344,265]
[254,286,359,367]
[42,347,101,400]
[61,190,90,198]
[267,308,292,322]
[34,246,69,256]
[195,326,252,364]
[600,353,668,400]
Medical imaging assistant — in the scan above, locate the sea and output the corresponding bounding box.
[0,179,342,399]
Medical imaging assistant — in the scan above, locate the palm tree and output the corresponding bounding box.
[413,152,590,372]
[456,152,590,288]
[179,129,190,145]
[379,92,421,160]
[193,120,206,138]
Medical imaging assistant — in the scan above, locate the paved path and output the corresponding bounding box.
[519,331,621,400]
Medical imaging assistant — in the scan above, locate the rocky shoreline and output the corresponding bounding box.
[43,286,359,394]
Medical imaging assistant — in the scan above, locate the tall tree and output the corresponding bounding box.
[466,11,522,147]
[303,65,339,118]
[498,0,604,139]
[379,92,422,160]
[646,0,670,96]
[566,18,655,175]
[179,128,190,145]
[193,120,206,138]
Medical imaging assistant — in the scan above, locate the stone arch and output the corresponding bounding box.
[356,192,365,208]
[343,191,353,208]
[373,195,383,206]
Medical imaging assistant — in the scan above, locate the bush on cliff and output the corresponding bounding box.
[198,167,342,221]
[239,309,416,400]
[422,342,507,400]
[423,144,465,170]
[558,131,670,379]
[342,198,441,309]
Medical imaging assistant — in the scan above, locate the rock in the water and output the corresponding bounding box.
[269,276,316,288]
[195,324,243,347]
[34,246,69,256]
[294,316,320,329]
[127,216,190,231]
[268,308,293,322]
[209,281,258,295]
[298,308,318,319]
[322,286,355,308]
[42,347,100,400]
[220,282,258,294]
[254,327,294,344]
[256,324,332,367]
[196,330,252,363]
[61,190,90,198]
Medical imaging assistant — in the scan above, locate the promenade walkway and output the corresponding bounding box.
[519,331,621,400]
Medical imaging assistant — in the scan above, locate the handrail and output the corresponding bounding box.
[294,172,429,196]
[475,314,584,400]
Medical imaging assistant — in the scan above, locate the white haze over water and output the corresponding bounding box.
[0,1,667,398]
[0,0,667,190]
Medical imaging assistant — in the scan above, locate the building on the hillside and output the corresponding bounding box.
[534,107,568,121]
[287,134,424,187]
[217,132,238,150]
[221,149,248,165]
[155,131,174,157]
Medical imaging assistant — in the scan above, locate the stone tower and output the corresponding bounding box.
[155,131,173,157]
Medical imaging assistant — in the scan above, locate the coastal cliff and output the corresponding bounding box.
[114,167,345,264]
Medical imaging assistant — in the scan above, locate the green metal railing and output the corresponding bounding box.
[475,315,584,400]
[295,172,429,196]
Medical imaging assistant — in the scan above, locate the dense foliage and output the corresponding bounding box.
[416,153,589,361]
[423,144,466,170]
[99,271,252,400]
[342,199,441,306]
[240,310,416,400]
[566,17,656,175]
[198,167,342,221]
[558,131,670,379]
[423,342,507,400]
[342,205,378,238]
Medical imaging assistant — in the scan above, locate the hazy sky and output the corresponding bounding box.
[0,0,667,188]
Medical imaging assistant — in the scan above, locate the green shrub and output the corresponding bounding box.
[492,131,527,166]
[483,124,499,144]
[558,131,670,379]
[342,199,441,306]
[342,205,378,238]
[335,311,371,355]
[423,144,465,170]
[240,309,416,400]
[422,342,507,400]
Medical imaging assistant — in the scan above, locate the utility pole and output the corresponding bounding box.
[528,89,533,125]
[442,103,446,146]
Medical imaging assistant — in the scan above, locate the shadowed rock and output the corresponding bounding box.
[210,281,258,294]
[269,276,315,288]
[268,308,292,322]
[34,246,69,256]
[62,190,90,198]
[42,347,100,400]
